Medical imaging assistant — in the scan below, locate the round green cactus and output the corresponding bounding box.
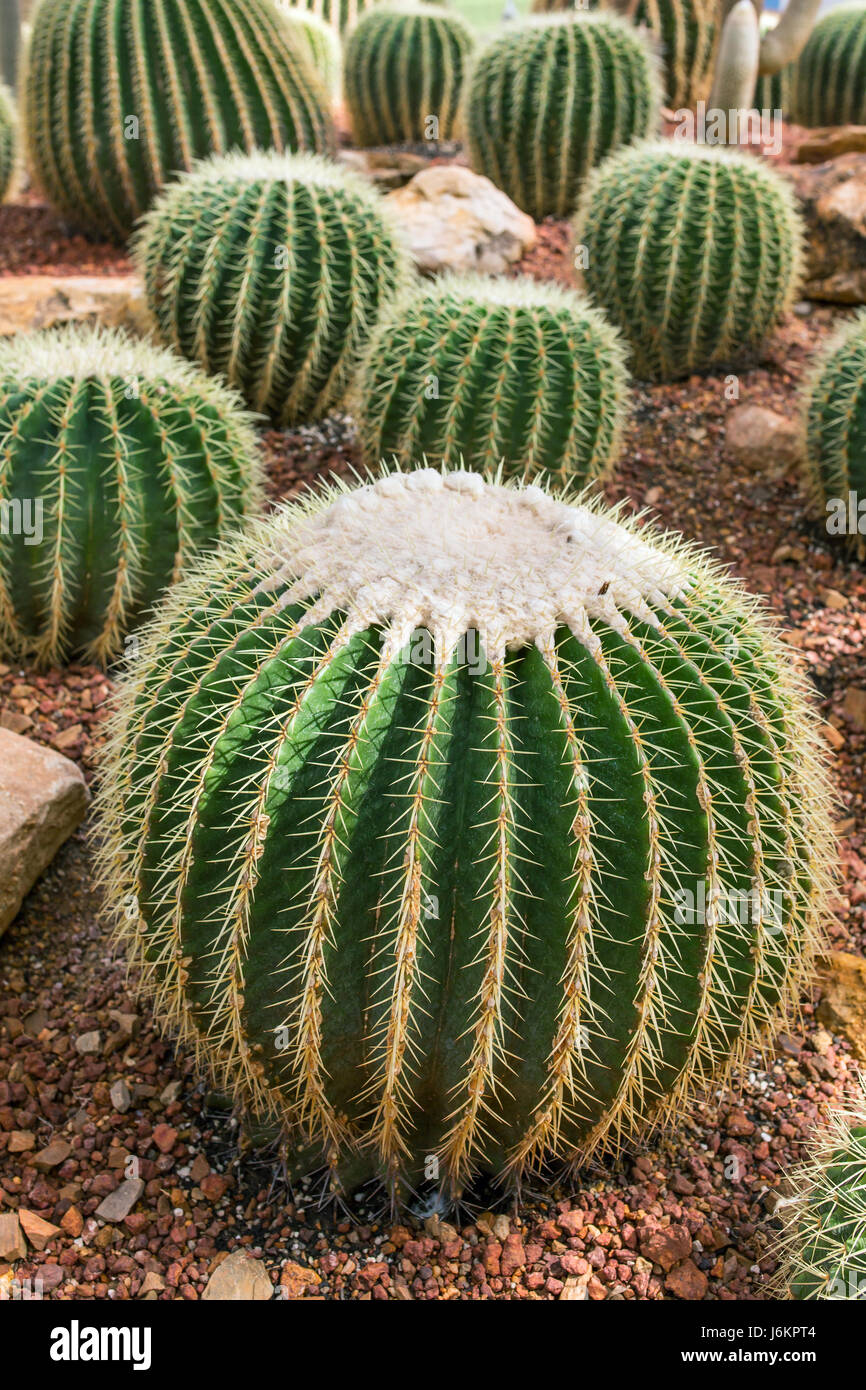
[465,14,661,222]
[0,83,16,204]
[344,3,475,147]
[96,466,834,1200]
[289,0,377,33]
[575,142,804,382]
[23,0,336,241]
[795,5,866,127]
[773,1079,866,1300]
[803,311,866,561]
[355,274,629,484]
[134,151,412,426]
[0,326,263,669]
[278,4,342,97]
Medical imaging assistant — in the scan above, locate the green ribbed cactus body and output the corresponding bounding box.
[466,15,661,221]
[803,312,866,560]
[634,0,718,108]
[291,0,376,32]
[775,1082,866,1300]
[24,0,336,241]
[0,82,15,202]
[356,275,629,483]
[0,327,263,668]
[278,5,342,96]
[345,4,474,146]
[575,143,804,382]
[795,5,866,126]
[134,152,411,426]
[754,63,798,116]
[97,468,833,1200]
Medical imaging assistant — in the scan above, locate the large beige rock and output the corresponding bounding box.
[725,404,804,472]
[384,165,536,276]
[0,275,148,338]
[795,127,866,163]
[203,1251,273,1301]
[0,729,90,937]
[816,952,866,1061]
[789,155,866,303]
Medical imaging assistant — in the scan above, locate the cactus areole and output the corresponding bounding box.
[99,469,833,1199]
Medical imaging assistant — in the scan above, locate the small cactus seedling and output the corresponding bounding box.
[356,274,629,483]
[773,1077,866,1299]
[803,310,866,561]
[795,5,866,127]
[134,151,412,426]
[465,14,661,221]
[277,4,342,97]
[96,466,834,1201]
[575,142,804,381]
[23,0,336,241]
[0,83,15,203]
[0,326,263,668]
[344,3,476,146]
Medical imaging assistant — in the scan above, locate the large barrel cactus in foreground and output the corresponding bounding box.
[0,83,15,203]
[97,467,833,1199]
[0,327,263,668]
[794,5,866,127]
[24,0,336,240]
[803,311,866,561]
[345,3,475,146]
[135,151,411,425]
[773,1079,866,1299]
[575,143,804,381]
[356,274,629,483]
[465,15,660,222]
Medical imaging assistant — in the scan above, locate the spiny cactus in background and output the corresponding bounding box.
[0,326,263,668]
[344,4,475,147]
[0,83,15,202]
[634,0,718,108]
[23,0,336,242]
[96,466,834,1200]
[754,16,798,117]
[575,142,804,382]
[803,311,866,562]
[289,0,377,32]
[356,275,629,484]
[134,151,412,426]
[794,4,866,126]
[466,15,661,222]
[773,1078,866,1299]
[277,4,342,97]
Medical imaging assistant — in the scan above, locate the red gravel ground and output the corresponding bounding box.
[1,173,865,1301]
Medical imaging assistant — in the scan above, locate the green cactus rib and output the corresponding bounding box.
[773,1078,866,1299]
[465,14,661,222]
[277,4,342,98]
[355,274,629,484]
[344,3,475,147]
[803,310,866,561]
[134,150,412,426]
[23,0,336,242]
[95,466,834,1200]
[575,142,804,383]
[288,0,377,33]
[0,83,15,202]
[0,325,263,669]
[755,16,798,117]
[795,4,866,127]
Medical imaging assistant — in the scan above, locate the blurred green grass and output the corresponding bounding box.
[453,0,532,32]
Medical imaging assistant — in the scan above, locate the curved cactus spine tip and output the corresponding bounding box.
[802,309,866,562]
[465,13,662,222]
[134,149,413,426]
[794,4,866,127]
[94,465,835,1201]
[0,82,15,202]
[355,273,630,484]
[0,324,264,669]
[23,0,336,241]
[773,1076,866,1300]
[575,141,805,382]
[344,3,476,147]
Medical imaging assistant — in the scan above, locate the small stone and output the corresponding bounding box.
[75,1031,101,1055]
[639,1224,692,1272]
[559,1276,589,1301]
[8,1131,35,1152]
[138,1272,166,1297]
[95,1178,144,1223]
[665,1258,709,1300]
[203,1250,273,1301]
[110,1080,132,1113]
[279,1259,322,1299]
[843,688,866,731]
[18,1209,60,1252]
[0,1214,26,1262]
[725,405,804,472]
[817,953,866,1061]
[160,1081,183,1105]
[33,1139,71,1171]
[152,1123,177,1154]
[60,1206,83,1238]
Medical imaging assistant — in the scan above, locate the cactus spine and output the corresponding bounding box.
[278,4,342,97]
[773,1078,866,1300]
[803,311,866,561]
[23,0,336,241]
[96,466,833,1200]
[575,142,804,382]
[795,5,866,126]
[134,151,412,426]
[356,274,629,484]
[0,326,263,668]
[344,4,475,147]
[466,15,661,222]
[0,82,15,202]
